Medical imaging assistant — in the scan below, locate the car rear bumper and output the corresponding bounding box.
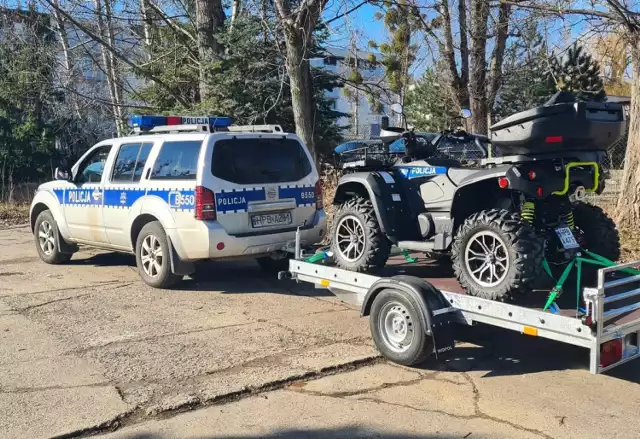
[168,210,327,260]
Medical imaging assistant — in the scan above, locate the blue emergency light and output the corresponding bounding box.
[128,115,234,130]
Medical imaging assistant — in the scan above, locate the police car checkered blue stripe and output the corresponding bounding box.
[49,184,315,214]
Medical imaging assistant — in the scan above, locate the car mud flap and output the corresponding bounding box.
[167,236,195,276]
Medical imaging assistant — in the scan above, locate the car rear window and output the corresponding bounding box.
[211,138,312,184]
[151,140,202,180]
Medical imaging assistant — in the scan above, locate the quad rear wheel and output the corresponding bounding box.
[573,202,620,262]
[330,197,390,273]
[452,209,543,300]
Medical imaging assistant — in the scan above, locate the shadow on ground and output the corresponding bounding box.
[119,428,471,439]
[67,251,334,297]
[426,323,640,384]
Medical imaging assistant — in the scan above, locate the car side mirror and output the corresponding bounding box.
[54,167,70,181]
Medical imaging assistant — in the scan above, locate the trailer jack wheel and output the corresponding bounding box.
[369,289,433,366]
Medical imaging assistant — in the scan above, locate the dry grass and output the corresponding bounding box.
[620,228,640,262]
[0,203,29,227]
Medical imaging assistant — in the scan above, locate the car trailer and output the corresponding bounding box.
[280,247,640,375]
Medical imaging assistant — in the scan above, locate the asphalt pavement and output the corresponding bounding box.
[2,224,640,439]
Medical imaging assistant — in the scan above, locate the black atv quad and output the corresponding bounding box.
[329,93,625,301]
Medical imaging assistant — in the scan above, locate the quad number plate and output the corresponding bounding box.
[555,227,580,250]
[251,211,292,228]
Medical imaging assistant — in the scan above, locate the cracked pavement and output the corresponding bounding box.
[2,225,640,439]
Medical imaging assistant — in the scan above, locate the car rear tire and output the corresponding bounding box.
[34,210,72,264]
[369,289,432,366]
[452,209,543,301]
[135,221,182,288]
[330,197,390,273]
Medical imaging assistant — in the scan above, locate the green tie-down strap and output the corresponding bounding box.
[542,259,575,312]
[542,249,640,313]
[401,249,419,263]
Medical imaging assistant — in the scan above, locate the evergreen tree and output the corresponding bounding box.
[405,67,459,132]
[551,44,606,102]
[0,9,62,189]
[372,0,420,125]
[494,23,556,120]
[137,16,345,158]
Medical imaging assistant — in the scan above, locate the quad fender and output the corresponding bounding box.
[333,172,406,241]
[361,276,455,356]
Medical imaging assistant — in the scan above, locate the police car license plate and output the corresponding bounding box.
[251,212,292,228]
[555,227,580,250]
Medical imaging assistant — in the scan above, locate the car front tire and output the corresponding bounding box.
[34,210,72,264]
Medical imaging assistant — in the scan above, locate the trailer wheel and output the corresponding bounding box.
[369,289,432,366]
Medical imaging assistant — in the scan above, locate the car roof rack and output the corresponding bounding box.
[228,124,284,133]
[131,123,285,135]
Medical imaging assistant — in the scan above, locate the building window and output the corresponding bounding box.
[324,56,337,66]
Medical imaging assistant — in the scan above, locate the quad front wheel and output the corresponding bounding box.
[452,209,543,300]
[330,197,390,273]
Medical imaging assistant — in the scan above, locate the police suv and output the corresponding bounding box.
[29,116,327,288]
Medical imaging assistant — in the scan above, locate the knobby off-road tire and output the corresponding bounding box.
[573,201,621,262]
[452,209,543,301]
[34,210,72,264]
[330,197,390,273]
[572,202,621,284]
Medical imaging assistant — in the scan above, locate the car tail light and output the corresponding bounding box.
[498,177,509,189]
[546,136,563,143]
[600,339,623,368]
[195,186,216,220]
[536,187,544,197]
[315,181,323,210]
[528,170,536,180]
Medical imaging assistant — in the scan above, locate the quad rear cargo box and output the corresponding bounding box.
[490,100,626,155]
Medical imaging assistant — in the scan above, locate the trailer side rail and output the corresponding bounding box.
[288,257,640,375]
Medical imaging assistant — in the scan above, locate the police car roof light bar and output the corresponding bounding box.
[127,115,234,132]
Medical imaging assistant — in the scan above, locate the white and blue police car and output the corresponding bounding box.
[29,115,327,288]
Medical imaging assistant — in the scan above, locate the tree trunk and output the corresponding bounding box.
[140,0,153,61]
[103,0,125,135]
[468,0,490,134]
[441,0,468,108]
[51,0,81,117]
[230,0,242,29]
[614,36,640,229]
[195,0,225,101]
[94,0,123,136]
[284,28,317,158]
[486,2,511,125]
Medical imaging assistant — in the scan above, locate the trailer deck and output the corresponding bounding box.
[286,252,640,375]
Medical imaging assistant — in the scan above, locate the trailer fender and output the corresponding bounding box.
[362,276,450,330]
[362,275,456,357]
